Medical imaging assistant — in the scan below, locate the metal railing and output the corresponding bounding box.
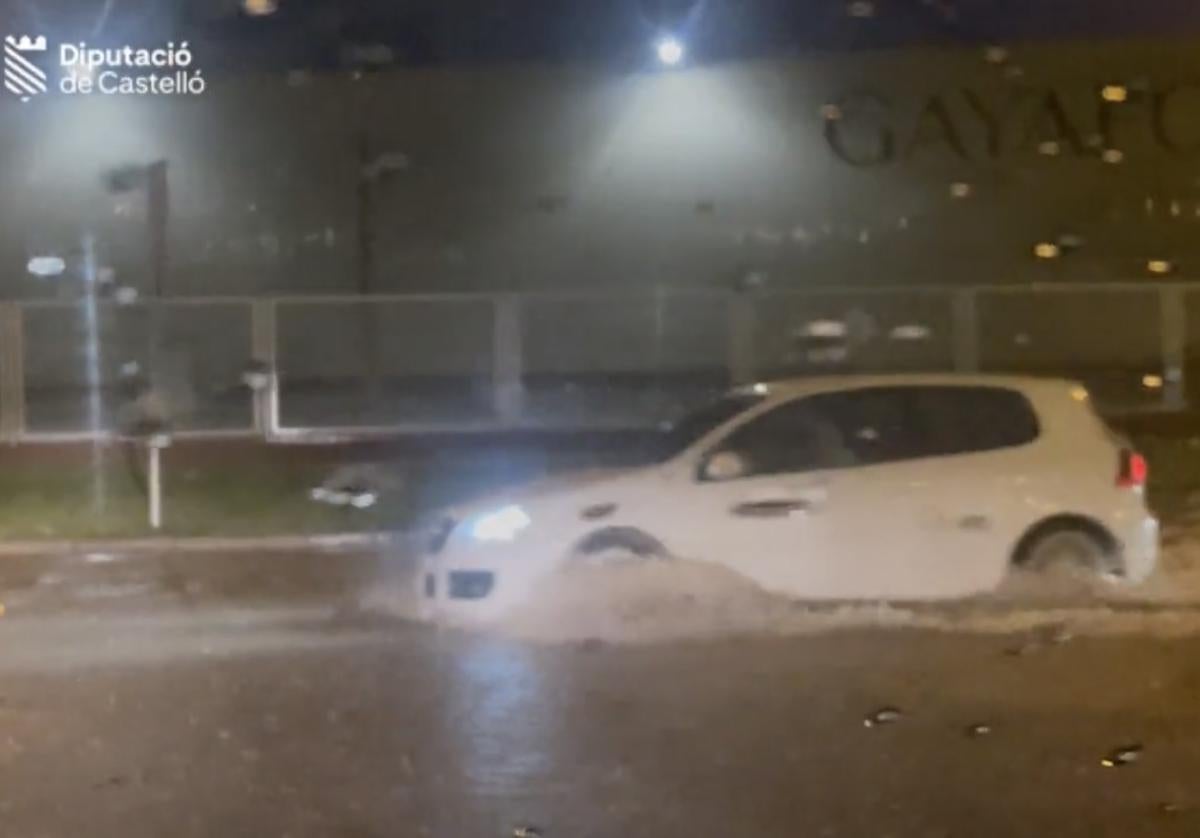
[1,282,1192,443]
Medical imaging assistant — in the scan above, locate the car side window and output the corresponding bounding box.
[709,386,1039,480]
[810,386,1039,464]
[710,398,859,478]
[802,388,921,466]
[907,386,1040,456]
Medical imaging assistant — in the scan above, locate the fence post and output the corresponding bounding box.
[1160,285,1187,411]
[493,294,525,426]
[951,289,980,374]
[251,299,279,438]
[728,293,757,385]
[0,303,25,442]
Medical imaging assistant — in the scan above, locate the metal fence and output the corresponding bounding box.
[1,282,1193,443]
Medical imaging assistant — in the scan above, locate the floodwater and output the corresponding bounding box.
[3,544,1200,836]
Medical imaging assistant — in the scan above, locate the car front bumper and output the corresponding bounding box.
[415,536,561,625]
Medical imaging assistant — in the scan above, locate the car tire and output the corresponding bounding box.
[572,527,669,564]
[1009,520,1124,593]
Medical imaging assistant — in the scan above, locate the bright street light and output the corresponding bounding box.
[655,36,685,67]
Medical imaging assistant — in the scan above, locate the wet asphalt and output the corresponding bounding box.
[3,549,1200,837]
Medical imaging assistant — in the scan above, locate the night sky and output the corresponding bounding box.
[6,0,1200,69]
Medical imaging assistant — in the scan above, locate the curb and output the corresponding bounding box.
[0,531,406,557]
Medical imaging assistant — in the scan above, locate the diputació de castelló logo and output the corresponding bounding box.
[3,36,205,101]
[4,35,48,102]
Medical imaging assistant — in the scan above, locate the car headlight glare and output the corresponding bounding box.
[469,505,531,543]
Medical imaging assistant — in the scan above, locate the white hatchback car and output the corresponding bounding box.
[416,374,1159,624]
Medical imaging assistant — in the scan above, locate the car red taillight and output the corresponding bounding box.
[1117,449,1148,489]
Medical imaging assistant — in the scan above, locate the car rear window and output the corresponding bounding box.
[905,386,1041,457]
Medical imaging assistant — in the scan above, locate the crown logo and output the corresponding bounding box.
[5,35,46,51]
[4,34,48,102]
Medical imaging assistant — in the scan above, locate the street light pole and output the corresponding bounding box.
[146,160,170,298]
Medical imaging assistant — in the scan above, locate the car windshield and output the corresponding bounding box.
[3,1,1194,835]
[653,391,767,461]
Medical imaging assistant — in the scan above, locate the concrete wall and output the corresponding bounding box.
[5,37,1200,297]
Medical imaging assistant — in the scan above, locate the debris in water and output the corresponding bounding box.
[513,826,544,838]
[863,707,903,727]
[1044,624,1074,645]
[1158,801,1187,815]
[966,723,993,738]
[1006,624,1073,656]
[1101,744,1143,768]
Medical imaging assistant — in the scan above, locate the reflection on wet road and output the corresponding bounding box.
[3,549,1200,837]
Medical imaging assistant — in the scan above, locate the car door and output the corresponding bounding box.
[756,386,936,599]
[876,385,1043,595]
[808,385,1043,599]
[663,396,858,598]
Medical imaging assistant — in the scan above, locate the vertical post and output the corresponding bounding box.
[355,131,374,295]
[951,289,980,373]
[0,303,26,442]
[1160,285,1187,412]
[728,293,757,385]
[146,161,169,298]
[493,294,525,427]
[251,300,279,438]
[148,443,162,530]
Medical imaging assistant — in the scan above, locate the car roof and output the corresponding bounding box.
[742,372,1083,399]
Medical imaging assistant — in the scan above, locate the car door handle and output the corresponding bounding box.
[732,499,814,518]
[957,514,991,531]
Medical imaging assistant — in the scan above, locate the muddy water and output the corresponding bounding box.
[5,549,1200,836]
[4,616,1200,837]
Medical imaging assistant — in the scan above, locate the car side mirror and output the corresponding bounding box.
[702,450,748,482]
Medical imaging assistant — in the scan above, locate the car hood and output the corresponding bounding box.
[438,465,656,522]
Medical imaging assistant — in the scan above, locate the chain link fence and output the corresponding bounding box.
[1,283,1190,442]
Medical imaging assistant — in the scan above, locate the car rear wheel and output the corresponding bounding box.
[1007,520,1124,597]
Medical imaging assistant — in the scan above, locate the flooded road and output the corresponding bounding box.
[4,549,1200,837]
